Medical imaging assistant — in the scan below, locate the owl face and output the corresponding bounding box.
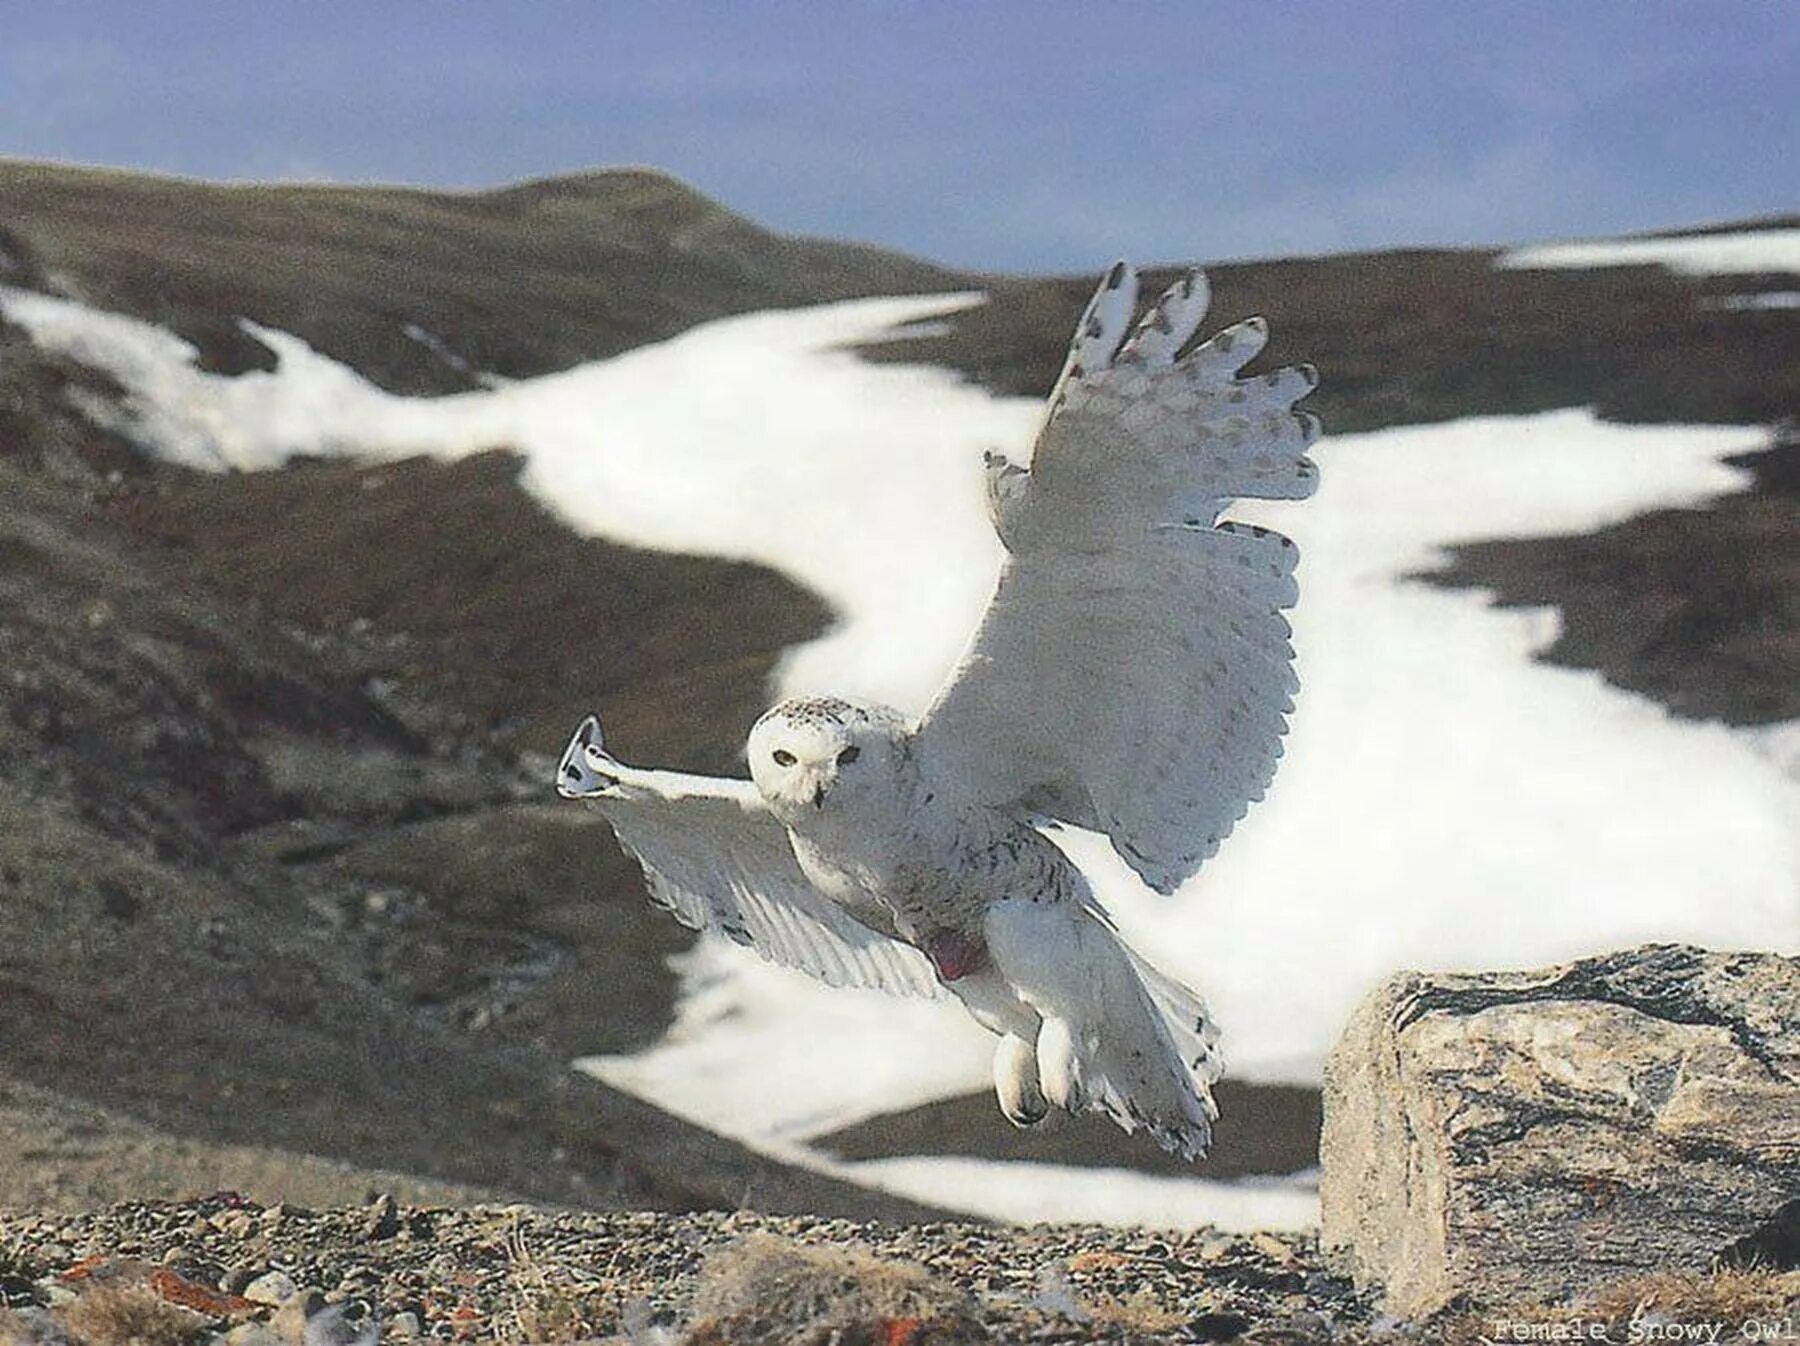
[747,696,908,825]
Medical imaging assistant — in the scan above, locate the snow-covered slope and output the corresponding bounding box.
[1498,226,1800,277]
[4,283,1792,1228]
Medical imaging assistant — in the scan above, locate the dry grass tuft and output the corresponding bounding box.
[1082,1286,1187,1335]
[497,1221,626,1344]
[1588,1265,1800,1324]
[685,1234,986,1345]
[1439,1265,1800,1345]
[55,1287,205,1346]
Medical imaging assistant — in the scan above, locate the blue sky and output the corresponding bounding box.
[2,1,1794,272]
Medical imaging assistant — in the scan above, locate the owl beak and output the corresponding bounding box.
[812,782,827,809]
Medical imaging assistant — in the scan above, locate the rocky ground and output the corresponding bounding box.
[0,1081,498,1217]
[0,1195,1371,1343]
[2,1197,1794,1344]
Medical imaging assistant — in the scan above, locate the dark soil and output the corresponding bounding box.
[818,1082,1323,1183]
[866,226,1800,432]
[1420,437,1799,725]
[105,449,828,771]
[0,160,965,395]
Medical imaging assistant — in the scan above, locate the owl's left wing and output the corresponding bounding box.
[556,716,942,998]
[914,264,1320,894]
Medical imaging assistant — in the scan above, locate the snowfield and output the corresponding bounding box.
[4,284,1794,1228]
[0,285,1025,710]
[1497,226,1800,277]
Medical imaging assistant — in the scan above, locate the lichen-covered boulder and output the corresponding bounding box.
[1321,944,1798,1315]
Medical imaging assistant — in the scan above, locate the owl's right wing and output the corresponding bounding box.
[915,264,1320,895]
[555,716,942,998]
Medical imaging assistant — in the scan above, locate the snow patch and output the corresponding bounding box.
[0,284,1030,710]
[7,285,1795,1229]
[577,941,991,1144]
[848,1158,1320,1231]
[1498,228,1800,277]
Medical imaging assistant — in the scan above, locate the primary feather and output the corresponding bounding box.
[558,715,940,998]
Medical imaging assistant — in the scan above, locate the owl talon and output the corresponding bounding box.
[556,715,624,798]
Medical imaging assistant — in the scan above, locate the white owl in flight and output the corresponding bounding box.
[556,263,1319,1159]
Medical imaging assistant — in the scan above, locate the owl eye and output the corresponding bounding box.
[837,745,861,766]
[771,749,798,767]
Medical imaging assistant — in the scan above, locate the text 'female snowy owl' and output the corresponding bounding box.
[556,262,1321,1160]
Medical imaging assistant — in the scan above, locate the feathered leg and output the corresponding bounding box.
[993,1032,1049,1127]
[984,896,1221,1161]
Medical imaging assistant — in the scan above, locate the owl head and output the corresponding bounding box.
[747,696,912,826]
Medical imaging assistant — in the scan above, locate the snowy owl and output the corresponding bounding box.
[556,263,1319,1159]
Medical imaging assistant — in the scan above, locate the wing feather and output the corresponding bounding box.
[1119,271,1212,367]
[915,266,1320,893]
[564,741,941,998]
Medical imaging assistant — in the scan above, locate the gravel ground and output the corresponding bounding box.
[0,1195,1372,1343]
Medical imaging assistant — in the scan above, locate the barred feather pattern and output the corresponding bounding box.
[918,263,1319,892]
[594,782,942,999]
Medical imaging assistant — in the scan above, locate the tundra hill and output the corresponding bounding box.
[0,159,965,393]
[0,160,1793,1204]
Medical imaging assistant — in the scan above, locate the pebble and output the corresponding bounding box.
[268,1287,327,1340]
[225,1326,289,1346]
[245,1270,300,1306]
[1250,1231,1297,1263]
[212,1210,258,1239]
[222,1263,263,1295]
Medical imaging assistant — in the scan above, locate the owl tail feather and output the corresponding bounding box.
[988,899,1223,1162]
[1075,917,1224,1162]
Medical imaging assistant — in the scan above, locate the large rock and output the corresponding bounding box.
[1321,944,1798,1315]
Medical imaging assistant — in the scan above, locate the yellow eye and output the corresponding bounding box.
[772,749,797,767]
[837,746,861,766]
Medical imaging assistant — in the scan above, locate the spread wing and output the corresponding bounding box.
[916,264,1321,894]
[556,716,941,997]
